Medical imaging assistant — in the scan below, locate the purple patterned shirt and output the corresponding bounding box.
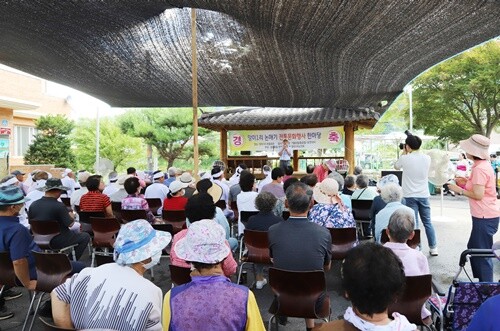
[169,275,248,331]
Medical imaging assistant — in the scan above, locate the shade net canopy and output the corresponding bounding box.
[0,1,499,111]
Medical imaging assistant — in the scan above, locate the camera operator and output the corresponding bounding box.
[395,131,438,256]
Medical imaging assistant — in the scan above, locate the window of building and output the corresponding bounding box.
[14,125,37,156]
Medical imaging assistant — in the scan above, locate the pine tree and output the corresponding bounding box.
[24,115,76,168]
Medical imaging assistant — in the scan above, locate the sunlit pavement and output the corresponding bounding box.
[1,194,498,330]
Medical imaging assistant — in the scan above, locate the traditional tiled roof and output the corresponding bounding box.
[0,1,498,110]
[198,107,380,131]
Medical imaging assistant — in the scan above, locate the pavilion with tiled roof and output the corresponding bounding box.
[199,107,381,170]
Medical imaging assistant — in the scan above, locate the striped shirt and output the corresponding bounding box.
[54,263,162,331]
[79,191,111,212]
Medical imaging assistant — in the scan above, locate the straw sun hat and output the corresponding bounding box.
[459,134,490,160]
[313,178,340,204]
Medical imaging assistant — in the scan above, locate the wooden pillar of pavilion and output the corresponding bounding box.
[220,129,228,171]
[344,123,355,174]
[292,150,299,171]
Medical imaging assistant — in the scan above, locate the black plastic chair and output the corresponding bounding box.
[268,267,330,330]
[237,230,272,285]
[169,264,192,287]
[29,220,77,260]
[388,274,433,329]
[25,252,72,331]
[90,217,121,267]
[351,199,373,237]
[328,227,357,260]
[145,198,162,215]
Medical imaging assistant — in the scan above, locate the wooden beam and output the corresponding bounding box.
[220,129,228,176]
[293,149,299,171]
[344,123,355,174]
[191,8,199,178]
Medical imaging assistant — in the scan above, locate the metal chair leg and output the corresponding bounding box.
[268,315,275,331]
[27,293,44,331]
[22,291,37,331]
[237,262,246,284]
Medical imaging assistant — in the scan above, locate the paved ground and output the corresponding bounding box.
[1,194,499,331]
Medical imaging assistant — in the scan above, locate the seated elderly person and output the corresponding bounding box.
[383,208,431,325]
[51,219,171,330]
[351,174,378,200]
[170,193,237,277]
[236,172,259,236]
[342,175,356,196]
[196,179,238,251]
[163,219,265,330]
[370,174,403,236]
[122,176,156,223]
[79,175,113,217]
[163,180,188,211]
[309,178,355,229]
[375,183,415,242]
[246,191,283,289]
[314,242,416,331]
[328,171,352,209]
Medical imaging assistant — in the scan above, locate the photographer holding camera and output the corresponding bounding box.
[395,131,438,256]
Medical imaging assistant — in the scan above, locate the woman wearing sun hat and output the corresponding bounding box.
[448,134,499,282]
[51,219,171,330]
[163,219,265,330]
[309,178,355,229]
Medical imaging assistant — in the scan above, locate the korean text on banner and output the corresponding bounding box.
[229,127,344,152]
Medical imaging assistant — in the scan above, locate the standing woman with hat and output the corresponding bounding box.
[448,134,500,282]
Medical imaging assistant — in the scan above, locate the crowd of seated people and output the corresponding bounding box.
[3,160,492,331]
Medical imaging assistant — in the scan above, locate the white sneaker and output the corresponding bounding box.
[429,248,439,256]
[256,278,267,290]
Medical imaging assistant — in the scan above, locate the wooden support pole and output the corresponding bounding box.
[293,150,299,171]
[191,8,199,178]
[344,123,355,174]
[220,129,228,176]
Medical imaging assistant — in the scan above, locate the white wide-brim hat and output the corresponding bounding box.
[459,134,490,160]
[175,219,229,264]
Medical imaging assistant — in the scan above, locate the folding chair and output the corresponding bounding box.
[268,267,330,330]
[328,227,357,260]
[120,209,148,223]
[38,317,76,331]
[29,220,77,261]
[229,201,239,237]
[388,274,433,330]
[111,201,122,221]
[90,217,121,267]
[350,199,373,237]
[25,252,72,331]
[237,230,272,285]
[0,251,20,297]
[145,198,162,215]
[60,197,72,212]
[380,228,421,249]
[239,211,259,227]
[169,264,192,287]
[162,210,186,233]
[77,211,105,233]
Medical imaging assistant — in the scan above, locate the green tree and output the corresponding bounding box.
[119,108,216,168]
[24,115,76,168]
[73,118,144,172]
[412,40,499,142]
